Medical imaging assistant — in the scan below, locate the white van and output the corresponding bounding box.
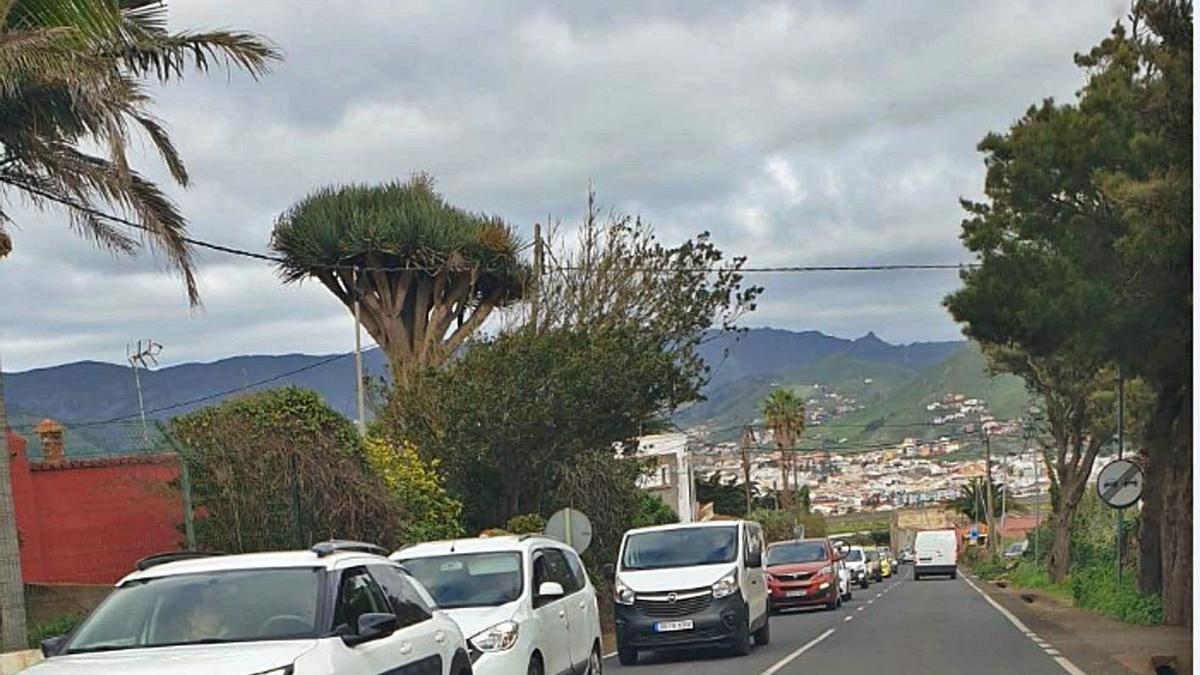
[913,529,958,580]
[606,520,770,666]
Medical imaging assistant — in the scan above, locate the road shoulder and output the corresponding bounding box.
[963,571,1191,675]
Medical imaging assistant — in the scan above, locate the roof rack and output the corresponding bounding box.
[134,551,223,571]
[311,540,387,558]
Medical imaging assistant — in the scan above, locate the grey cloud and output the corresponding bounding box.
[0,0,1122,370]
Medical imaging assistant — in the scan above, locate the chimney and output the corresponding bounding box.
[34,419,65,464]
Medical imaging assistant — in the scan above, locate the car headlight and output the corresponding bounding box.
[712,570,738,599]
[819,582,831,590]
[470,620,520,653]
[614,578,635,606]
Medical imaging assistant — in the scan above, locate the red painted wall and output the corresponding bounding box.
[6,428,184,584]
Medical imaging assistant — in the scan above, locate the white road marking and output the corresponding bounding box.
[844,615,854,622]
[856,606,865,611]
[1045,649,1061,656]
[760,628,836,675]
[1054,656,1088,675]
[876,593,883,597]
[961,573,1087,675]
[867,599,875,604]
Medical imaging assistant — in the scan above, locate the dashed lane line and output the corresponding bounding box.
[961,573,1087,675]
[843,615,853,622]
[759,628,836,675]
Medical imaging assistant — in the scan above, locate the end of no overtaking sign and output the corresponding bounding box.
[1096,458,1144,509]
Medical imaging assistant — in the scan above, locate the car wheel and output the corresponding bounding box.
[527,654,544,675]
[617,644,638,667]
[913,573,921,581]
[950,570,958,579]
[753,613,771,646]
[845,590,853,601]
[586,644,603,674]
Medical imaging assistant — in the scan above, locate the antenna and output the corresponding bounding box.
[127,339,163,445]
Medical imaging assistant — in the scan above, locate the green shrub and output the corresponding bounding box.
[631,493,677,529]
[746,508,826,543]
[28,614,83,648]
[1070,564,1163,625]
[505,513,547,535]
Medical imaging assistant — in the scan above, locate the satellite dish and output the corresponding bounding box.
[544,508,592,554]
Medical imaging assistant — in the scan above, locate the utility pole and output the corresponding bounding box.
[984,429,996,554]
[1116,366,1124,583]
[127,339,162,445]
[739,426,755,515]
[530,223,543,331]
[0,354,27,649]
[1025,421,1040,562]
[352,268,366,436]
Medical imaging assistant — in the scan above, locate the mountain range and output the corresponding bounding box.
[3,328,1028,456]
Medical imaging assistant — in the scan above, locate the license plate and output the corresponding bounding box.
[786,589,806,597]
[653,620,694,632]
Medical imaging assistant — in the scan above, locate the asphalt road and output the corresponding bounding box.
[607,566,1085,675]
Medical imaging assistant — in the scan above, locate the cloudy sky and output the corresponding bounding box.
[1,0,1125,371]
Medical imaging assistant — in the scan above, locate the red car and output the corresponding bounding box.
[765,538,845,612]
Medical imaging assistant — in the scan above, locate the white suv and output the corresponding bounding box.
[30,541,472,675]
[393,535,603,675]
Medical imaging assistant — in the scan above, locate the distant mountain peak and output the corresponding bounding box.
[855,331,883,343]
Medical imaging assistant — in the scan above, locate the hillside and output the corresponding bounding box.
[805,344,1029,446]
[3,329,1024,458]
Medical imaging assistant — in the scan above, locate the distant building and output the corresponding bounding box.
[626,433,696,523]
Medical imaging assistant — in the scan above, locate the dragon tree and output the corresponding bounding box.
[271,175,527,379]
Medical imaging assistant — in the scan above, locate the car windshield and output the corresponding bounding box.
[399,552,523,609]
[766,541,827,565]
[67,568,322,653]
[846,549,864,562]
[622,526,738,571]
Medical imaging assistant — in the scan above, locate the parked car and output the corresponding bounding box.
[864,548,883,582]
[843,546,871,589]
[31,541,472,675]
[898,547,915,564]
[394,534,603,675]
[1003,540,1029,559]
[764,538,849,613]
[605,520,770,666]
[914,529,959,580]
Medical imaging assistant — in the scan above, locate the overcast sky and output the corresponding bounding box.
[0,0,1125,371]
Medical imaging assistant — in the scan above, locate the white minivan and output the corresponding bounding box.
[606,520,770,666]
[913,529,959,580]
[394,535,603,675]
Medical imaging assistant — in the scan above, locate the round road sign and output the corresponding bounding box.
[1096,459,1144,509]
[544,508,593,554]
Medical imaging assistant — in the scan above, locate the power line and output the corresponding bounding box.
[28,185,976,274]
[65,348,375,428]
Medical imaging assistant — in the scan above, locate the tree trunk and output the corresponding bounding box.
[1159,388,1191,626]
[0,361,28,649]
[1047,510,1073,582]
[1138,389,1176,596]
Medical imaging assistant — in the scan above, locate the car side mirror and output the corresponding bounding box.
[601,563,616,583]
[538,581,565,600]
[343,612,399,647]
[40,635,67,658]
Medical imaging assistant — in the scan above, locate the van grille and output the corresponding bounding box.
[635,589,713,617]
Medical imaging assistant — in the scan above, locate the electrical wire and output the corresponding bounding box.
[26,185,976,274]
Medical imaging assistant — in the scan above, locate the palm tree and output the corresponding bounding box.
[952,476,1024,522]
[0,0,280,303]
[0,0,277,647]
[763,388,805,509]
[271,176,528,379]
